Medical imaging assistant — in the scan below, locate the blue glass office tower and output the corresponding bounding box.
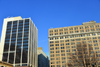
[0,17,38,67]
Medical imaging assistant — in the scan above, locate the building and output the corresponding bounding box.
[0,61,13,67]
[0,16,38,67]
[37,47,49,67]
[48,21,100,67]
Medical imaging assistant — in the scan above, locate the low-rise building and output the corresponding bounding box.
[37,47,49,67]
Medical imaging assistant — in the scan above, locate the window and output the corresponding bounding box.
[61,54,65,56]
[50,44,54,47]
[62,61,66,63]
[87,37,91,40]
[66,43,69,45]
[97,33,100,35]
[55,30,58,32]
[51,62,55,64]
[60,32,63,35]
[91,29,95,31]
[96,28,100,31]
[51,58,55,60]
[55,33,58,35]
[70,31,73,33]
[93,40,97,43]
[72,49,76,51]
[50,41,54,43]
[67,57,71,59]
[50,38,53,40]
[70,35,74,38]
[66,46,70,49]
[95,25,99,27]
[51,54,54,57]
[59,29,63,31]
[50,34,53,36]
[55,44,59,46]
[64,28,68,31]
[51,65,55,67]
[75,31,79,33]
[71,46,75,48]
[86,29,89,32]
[64,32,68,34]
[56,51,60,53]
[65,36,68,38]
[55,37,59,39]
[60,44,64,46]
[98,37,100,39]
[71,42,75,45]
[50,51,54,53]
[67,53,71,56]
[90,25,94,28]
[76,39,81,41]
[50,30,53,32]
[60,37,63,39]
[50,48,54,50]
[66,50,70,52]
[82,38,86,40]
[55,41,59,43]
[65,40,69,42]
[56,58,60,60]
[60,40,64,42]
[56,54,60,56]
[94,44,98,46]
[95,47,99,50]
[74,27,78,30]
[88,41,92,43]
[71,39,74,41]
[85,26,89,29]
[61,47,64,49]
[62,57,66,60]
[69,28,73,30]
[80,30,84,32]
[61,50,65,52]
[56,61,60,64]
[56,47,59,49]
[80,27,83,29]
[92,37,97,39]
[92,33,96,36]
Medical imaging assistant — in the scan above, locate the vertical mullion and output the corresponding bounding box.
[13,20,19,66]
[27,19,30,65]
[7,21,13,63]
[20,20,24,66]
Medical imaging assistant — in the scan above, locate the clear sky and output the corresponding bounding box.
[0,0,100,58]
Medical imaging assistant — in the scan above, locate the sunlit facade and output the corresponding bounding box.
[0,16,38,67]
[49,21,100,67]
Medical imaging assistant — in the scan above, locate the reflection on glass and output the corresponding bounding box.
[9,53,14,64]
[3,53,8,62]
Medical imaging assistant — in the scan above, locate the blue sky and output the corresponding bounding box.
[0,0,100,58]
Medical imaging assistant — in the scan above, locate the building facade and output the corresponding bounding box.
[37,47,49,67]
[48,21,100,67]
[0,16,38,67]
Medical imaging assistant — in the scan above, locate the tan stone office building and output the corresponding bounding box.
[48,21,100,67]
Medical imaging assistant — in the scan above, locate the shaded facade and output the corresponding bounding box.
[37,47,49,67]
[0,16,38,67]
[48,21,100,67]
